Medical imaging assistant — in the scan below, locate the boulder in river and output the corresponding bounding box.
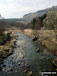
[18,62,21,65]
[17,45,20,47]
[14,41,16,45]
[0,66,2,71]
[24,69,28,73]
[10,68,13,72]
[28,71,33,76]
[32,36,38,41]
[36,48,40,52]
[0,59,4,64]
[3,64,6,67]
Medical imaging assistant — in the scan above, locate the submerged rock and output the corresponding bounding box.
[24,69,28,73]
[18,45,20,47]
[0,60,4,64]
[28,71,33,76]
[18,62,21,65]
[36,48,40,52]
[3,64,6,67]
[5,67,13,72]
[0,66,2,71]
[10,68,13,72]
[14,41,16,45]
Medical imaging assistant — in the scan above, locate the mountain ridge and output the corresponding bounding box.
[22,6,57,23]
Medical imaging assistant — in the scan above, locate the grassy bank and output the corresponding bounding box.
[38,30,57,55]
[0,32,16,64]
[24,29,57,56]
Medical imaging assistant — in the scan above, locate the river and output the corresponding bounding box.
[0,32,56,76]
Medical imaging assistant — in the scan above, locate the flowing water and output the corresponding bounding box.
[0,32,56,76]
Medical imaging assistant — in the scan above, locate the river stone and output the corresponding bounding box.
[0,61,4,64]
[10,68,13,72]
[18,62,21,65]
[32,36,38,41]
[28,71,33,76]
[3,64,6,67]
[24,69,28,73]
[5,67,12,72]
[36,48,40,52]
[0,66,2,71]
[14,41,16,45]
[18,45,20,47]
[2,67,5,72]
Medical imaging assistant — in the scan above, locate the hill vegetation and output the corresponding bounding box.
[43,11,57,29]
[29,11,57,30]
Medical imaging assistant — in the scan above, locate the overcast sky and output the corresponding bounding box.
[0,0,57,18]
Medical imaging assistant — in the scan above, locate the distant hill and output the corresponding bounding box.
[4,18,25,22]
[22,6,57,23]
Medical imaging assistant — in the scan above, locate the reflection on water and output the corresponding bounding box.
[0,32,55,76]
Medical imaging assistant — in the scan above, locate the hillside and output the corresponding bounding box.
[4,18,25,22]
[22,6,57,23]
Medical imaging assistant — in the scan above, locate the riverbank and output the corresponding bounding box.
[23,29,57,66]
[24,29,57,53]
[0,32,16,64]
